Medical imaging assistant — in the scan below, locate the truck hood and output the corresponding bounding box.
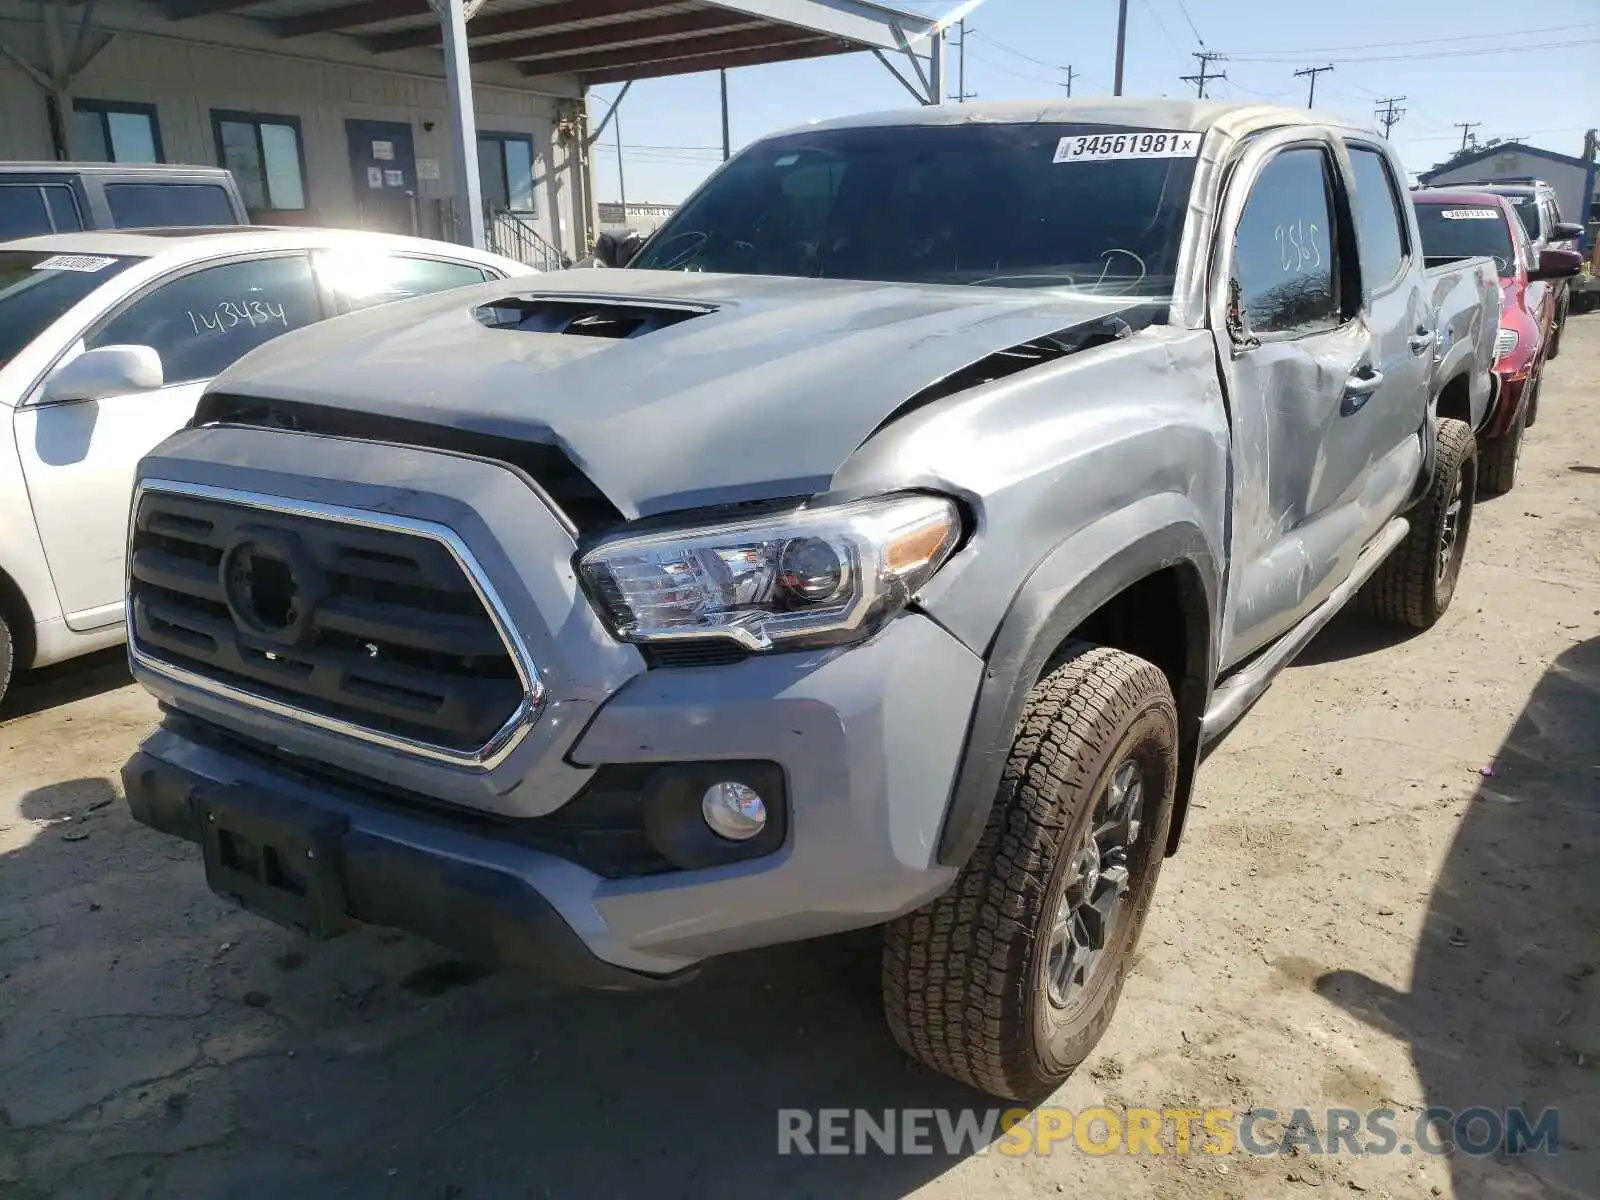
[212,270,1154,518]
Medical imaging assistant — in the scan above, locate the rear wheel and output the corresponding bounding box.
[1356,417,1476,631]
[1477,397,1526,497]
[882,643,1178,1101]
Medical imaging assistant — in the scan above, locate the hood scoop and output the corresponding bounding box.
[474,293,716,340]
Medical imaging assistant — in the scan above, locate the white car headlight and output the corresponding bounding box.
[1494,328,1518,359]
[578,494,962,651]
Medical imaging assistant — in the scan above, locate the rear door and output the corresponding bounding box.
[1209,133,1398,668]
[15,253,323,628]
[1341,141,1433,464]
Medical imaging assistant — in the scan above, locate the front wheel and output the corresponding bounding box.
[1356,417,1477,631]
[882,643,1178,1102]
[1478,395,1526,497]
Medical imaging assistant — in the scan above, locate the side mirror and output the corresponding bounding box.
[40,344,164,405]
[1528,248,1584,282]
[1552,221,1584,241]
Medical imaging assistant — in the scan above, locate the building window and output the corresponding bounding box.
[212,110,307,213]
[478,132,535,212]
[73,100,162,163]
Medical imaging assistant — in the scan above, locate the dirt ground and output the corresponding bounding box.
[2,319,1596,1200]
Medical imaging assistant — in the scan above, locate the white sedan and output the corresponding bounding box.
[0,227,536,703]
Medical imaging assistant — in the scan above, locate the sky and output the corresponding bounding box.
[586,0,1599,206]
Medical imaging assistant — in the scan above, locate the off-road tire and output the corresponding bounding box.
[1477,401,1525,497]
[1356,417,1476,631]
[882,643,1178,1102]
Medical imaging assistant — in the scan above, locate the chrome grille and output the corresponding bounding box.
[128,484,539,764]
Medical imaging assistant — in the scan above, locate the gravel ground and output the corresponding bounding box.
[2,317,1596,1200]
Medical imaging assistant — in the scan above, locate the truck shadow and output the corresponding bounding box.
[1314,636,1599,1196]
[3,781,998,1198]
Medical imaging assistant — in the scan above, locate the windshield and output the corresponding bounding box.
[0,250,139,369]
[630,123,1201,297]
[1500,193,1541,240]
[1412,203,1517,277]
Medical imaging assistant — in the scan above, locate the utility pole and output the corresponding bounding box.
[1061,63,1076,97]
[1180,50,1226,99]
[719,69,730,161]
[614,109,625,217]
[1374,96,1406,138]
[1113,0,1128,96]
[949,18,977,102]
[1292,63,1333,109]
[1454,121,1482,152]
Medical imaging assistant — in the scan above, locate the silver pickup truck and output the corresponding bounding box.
[120,101,1497,1101]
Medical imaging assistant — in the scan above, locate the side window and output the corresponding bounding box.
[1345,145,1408,294]
[88,255,320,385]
[0,184,81,238]
[106,184,237,229]
[1232,147,1339,337]
[314,251,491,315]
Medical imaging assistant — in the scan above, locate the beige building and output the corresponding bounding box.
[1,0,948,267]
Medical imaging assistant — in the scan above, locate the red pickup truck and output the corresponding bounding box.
[1412,189,1582,495]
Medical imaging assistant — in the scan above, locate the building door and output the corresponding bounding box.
[345,119,417,235]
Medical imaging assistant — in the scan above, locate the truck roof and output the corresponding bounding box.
[0,161,234,177]
[1412,189,1516,208]
[789,98,1381,139]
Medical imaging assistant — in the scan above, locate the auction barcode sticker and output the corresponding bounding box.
[1438,209,1500,220]
[1053,131,1202,163]
[32,254,119,272]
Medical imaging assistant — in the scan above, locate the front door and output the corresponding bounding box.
[15,253,323,628]
[345,120,417,235]
[1210,136,1393,669]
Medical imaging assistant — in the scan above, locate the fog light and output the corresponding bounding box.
[701,781,767,840]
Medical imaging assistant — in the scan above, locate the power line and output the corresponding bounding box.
[1221,36,1598,65]
[967,29,1066,71]
[1170,0,1206,46]
[1137,0,1187,58]
[1292,63,1334,108]
[1374,96,1406,138]
[964,47,1066,88]
[1215,21,1597,57]
[1180,50,1226,97]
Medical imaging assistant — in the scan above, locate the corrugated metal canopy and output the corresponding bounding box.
[168,0,940,88]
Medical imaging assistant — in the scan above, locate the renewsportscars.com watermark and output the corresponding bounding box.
[777,1106,1561,1158]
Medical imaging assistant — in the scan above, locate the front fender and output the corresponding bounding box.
[934,495,1219,867]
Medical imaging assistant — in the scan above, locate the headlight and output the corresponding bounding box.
[1494,328,1518,359]
[577,494,962,651]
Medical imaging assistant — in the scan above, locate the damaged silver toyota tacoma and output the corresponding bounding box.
[121,101,1498,1101]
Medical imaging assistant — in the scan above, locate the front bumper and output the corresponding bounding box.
[124,424,983,980]
[126,610,980,981]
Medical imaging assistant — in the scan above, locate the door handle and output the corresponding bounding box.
[1408,328,1435,355]
[1343,368,1384,414]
